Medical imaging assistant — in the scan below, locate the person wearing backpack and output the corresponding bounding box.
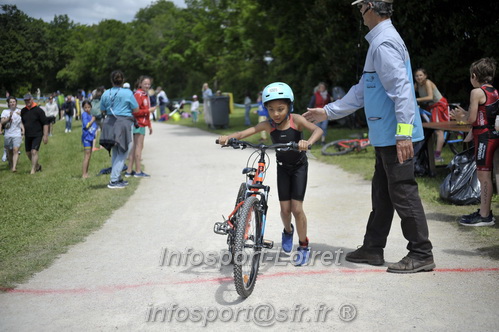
[62,95,76,133]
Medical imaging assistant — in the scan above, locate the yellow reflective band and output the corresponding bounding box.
[397,123,413,136]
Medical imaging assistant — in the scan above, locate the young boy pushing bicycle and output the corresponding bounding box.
[218,82,323,265]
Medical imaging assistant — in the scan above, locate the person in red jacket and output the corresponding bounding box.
[125,76,156,178]
[308,82,331,145]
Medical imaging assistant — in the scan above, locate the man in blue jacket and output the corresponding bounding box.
[304,0,435,273]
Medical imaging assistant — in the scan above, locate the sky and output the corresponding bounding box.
[6,0,187,26]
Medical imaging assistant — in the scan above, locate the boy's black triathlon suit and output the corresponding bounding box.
[472,85,499,171]
[270,114,308,201]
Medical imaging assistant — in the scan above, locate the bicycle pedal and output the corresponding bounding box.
[262,239,274,249]
[213,222,229,235]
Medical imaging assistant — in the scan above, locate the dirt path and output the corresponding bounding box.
[0,124,497,331]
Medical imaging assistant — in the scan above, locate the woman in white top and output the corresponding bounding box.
[44,94,59,136]
[1,96,24,172]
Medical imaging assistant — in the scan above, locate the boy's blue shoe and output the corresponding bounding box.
[294,246,310,266]
[281,224,294,253]
[124,171,135,178]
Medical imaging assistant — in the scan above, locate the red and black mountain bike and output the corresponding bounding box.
[213,138,301,298]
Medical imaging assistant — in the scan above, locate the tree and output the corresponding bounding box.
[2,1,498,104]
[0,5,51,95]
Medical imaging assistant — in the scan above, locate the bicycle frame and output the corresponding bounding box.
[213,139,302,297]
[338,138,370,151]
[214,143,272,249]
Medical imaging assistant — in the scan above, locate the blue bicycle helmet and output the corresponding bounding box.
[262,82,294,105]
[262,82,294,127]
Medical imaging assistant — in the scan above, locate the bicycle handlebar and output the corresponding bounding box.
[215,138,310,151]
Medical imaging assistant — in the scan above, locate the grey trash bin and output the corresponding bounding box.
[207,96,230,129]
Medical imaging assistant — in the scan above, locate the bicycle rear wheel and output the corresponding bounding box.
[233,196,261,298]
[321,139,356,156]
[445,132,471,155]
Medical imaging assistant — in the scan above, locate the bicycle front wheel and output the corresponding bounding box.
[235,182,246,206]
[233,196,261,298]
[228,182,247,262]
[321,139,356,156]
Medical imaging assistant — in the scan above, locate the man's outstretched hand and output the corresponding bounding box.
[303,108,327,124]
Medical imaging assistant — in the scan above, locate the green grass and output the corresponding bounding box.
[0,117,138,288]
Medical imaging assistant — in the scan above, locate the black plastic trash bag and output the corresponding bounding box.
[414,131,432,177]
[439,148,481,205]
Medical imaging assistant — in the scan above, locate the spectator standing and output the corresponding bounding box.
[156,87,169,117]
[244,91,252,126]
[21,93,49,174]
[202,83,213,125]
[90,86,105,151]
[125,75,154,178]
[99,70,138,189]
[62,96,76,133]
[254,91,269,142]
[304,0,435,273]
[44,95,58,136]
[56,91,65,120]
[191,95,200,123]
[1,96,24,172]
[202,82,212,109]
[81,100,98,178]
[148,88,157,121]
[308,82,332,145]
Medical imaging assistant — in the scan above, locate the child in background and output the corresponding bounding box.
[451,57,498,226]
[254,91,268,142]
[81,100,97,178]
[191,95,199,123]
[218,82,323,265]
[244,91,252,126]
[149,88,157,121]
